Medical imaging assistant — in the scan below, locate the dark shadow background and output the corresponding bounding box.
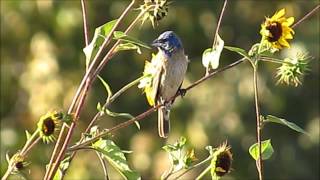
[1,0,319,179]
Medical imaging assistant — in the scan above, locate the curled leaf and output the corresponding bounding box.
[202,34,224,71]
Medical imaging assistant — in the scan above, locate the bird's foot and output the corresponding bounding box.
[178,88,187,98]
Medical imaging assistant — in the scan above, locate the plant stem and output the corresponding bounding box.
[68,58,246,151]
[212,0,227,49]
[195,165,211,180]
[292,4,320,28]
[68,75,145,153]
[253,64,263,180]
[92,7,149,78]
[2,130,40,180]
[81,0,89,49]
[260,57,284,64]
[175,155,213,179]
[1,165,14,180]
[44,1,137,179]
[68,104,162,151]
[187,58,246,91]
[20,129,39,156]
[95,152,109,180]
[21,137,41,157]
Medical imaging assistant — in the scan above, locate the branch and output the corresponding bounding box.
[212,0,227,48]
[68,58,246,151]
[292,4,320,28]
[81,0,90,47]
[44,1,138,179]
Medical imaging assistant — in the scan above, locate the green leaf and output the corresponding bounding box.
[264,115,309,135]
[53,156,71,180]
[97,102,104,114]
[113,31,151,49]
[115,43,142,54]
[202,34,224,70]
[25,130,31,140]
[98,75,113,102]
[92,139,141,180]
[224,46,251,60]
[105,109,140,130]
[249,139,274,160]
[105,109,134,119]
[83,19,117,69]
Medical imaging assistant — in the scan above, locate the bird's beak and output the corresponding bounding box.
[151,39,162,47]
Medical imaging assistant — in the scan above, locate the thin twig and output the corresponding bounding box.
[92,7,149,78]
[67,0,136,117]
[195,165,211,180]
[68,58,246,151]
[43,123,66,180]
[95,152,109,180]
[68,104,162,151]
[81,0,90,47]
[253,65,263,180]
[64,76,144,173]
[212,0,227,48]
[173,155,212,179]
[187,57,246,91]
[292,4,320,28]
[2,131,40,180]
[45,1,138,179]
[21,137,41,157]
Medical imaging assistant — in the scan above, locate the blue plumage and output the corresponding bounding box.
[151,31,183,57]
[151,31,188,138]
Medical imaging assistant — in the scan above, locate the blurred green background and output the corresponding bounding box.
[1,0,319,179]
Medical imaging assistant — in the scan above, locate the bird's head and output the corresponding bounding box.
[151,31,183,57]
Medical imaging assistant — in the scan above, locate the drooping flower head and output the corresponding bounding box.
[37,110,63,143]
[211,142,233,178]
[260,9,294,50]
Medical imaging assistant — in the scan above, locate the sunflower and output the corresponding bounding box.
[211,142,233,178]
[138,53,159,106]
[260,9,294,50]
[37,110,62,143]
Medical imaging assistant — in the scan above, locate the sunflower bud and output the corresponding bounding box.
[139,0,169,27]
[9,153,29,172]
[276,52,310,87]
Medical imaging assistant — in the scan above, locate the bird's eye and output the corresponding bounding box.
[158,39,165,43]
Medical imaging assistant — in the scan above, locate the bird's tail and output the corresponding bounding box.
[158,106,170,138]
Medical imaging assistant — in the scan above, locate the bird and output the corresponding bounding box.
[150,31,188,138]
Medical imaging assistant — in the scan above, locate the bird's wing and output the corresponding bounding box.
[151,54,165,105]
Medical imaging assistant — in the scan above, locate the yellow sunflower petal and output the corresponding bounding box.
[145,86,155,106]
[285,17,295,26]
[284,33,293,39]
[279,38,290,47]
[272,8,285,20]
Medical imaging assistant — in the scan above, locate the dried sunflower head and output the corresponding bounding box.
[139,0,170,27]
[211,142,233,178]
